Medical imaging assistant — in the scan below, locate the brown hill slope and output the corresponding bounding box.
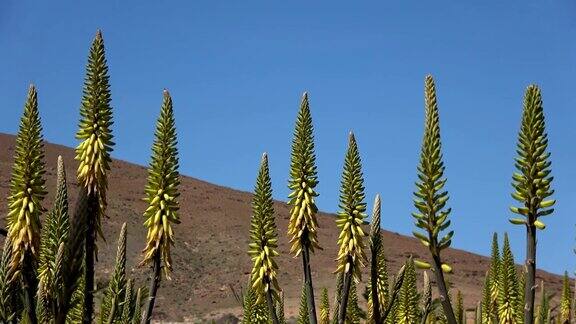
[0,133,564,322]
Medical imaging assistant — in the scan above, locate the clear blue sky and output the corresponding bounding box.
[1,1,575,275]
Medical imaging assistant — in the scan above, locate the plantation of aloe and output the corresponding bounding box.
[0,30,571,324]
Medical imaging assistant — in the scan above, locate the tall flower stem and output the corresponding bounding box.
[74,30,115,323]
[335,133,368,324]
[287,93,321,324]
[142,251,161,324]
[411,75,456,324]
[140,90,181,323]
[509,85,555,324]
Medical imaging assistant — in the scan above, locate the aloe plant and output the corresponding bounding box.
[287,92,321,323]
[74,30,115,323]
[346,280,361,324]
[475,300,483,324]
[299,283,311,324]
[420,271,432,324]
[6,84,47,324]
[498,233,522,324]
[248,153,281,324]
[382,264,406,323]
[4,154,88,324]
[479,273,490,324]
[36,156,70,323]
[276,291,286,324]
[509,85,555,324]
[1,26,573,324]
[573,277,576,324]
[335,132,368,324]
[536,281,550,324]
[560,272,572,324]
[455,291,464,324]
[411,75,456,324]
[489,233,501,322]
[367,239,390,324]
[517,269,526,321]
[120,279,135,323]
[479,233,502,324]
[132,288,145,324]
[98,223,128,324]
[332,273,343,324]
[320,288,330,324]
[140,90,181,324]
[397,259,419,324]
[242,277,270,324]
[60,186,89,324]
[369,194,386,323]
[241,280,254,324]
[0,238,17,322]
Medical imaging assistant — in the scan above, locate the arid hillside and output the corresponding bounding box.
[0,133,564,322]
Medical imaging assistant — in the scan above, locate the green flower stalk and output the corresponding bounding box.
[384,292,398,324]
[396,259,419,324]
[320,288,330,324]
[243,277,270,324]
[332,273,343,324]
[141,90,180,324]
[6,84,46,324]
[381,264,406,323]
[369,194,387,323]
[560,272,572,324]
[75,30,114,221]
[141,90,180,270]
[276,291,286,324]
[480,233,501,324]
[480,271,493,324]
[573,278,576,324]
[498,233,522,324]
[489,233,501,322]
[0,238,17,323]
[299,284,311,324]
[411,75,456,324]
[37,156,69,288]
[536,281,550,324]
[475,302,482,324]
[7,85,46,274]
[242,280,255,324]
[287,92,320,323]
[248,153,281,324]
[75,30,115,323]
[99,223,127,324]
[132,288,145,324]
[509,85,555,324]
[120,279,136,323]
[37,156,70,323]
[420,271,432,324]
[455,291,464,324]
[345,280,361,324]
[335,132,368,324]
[60,209,87,324]
[517,269,525,320]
